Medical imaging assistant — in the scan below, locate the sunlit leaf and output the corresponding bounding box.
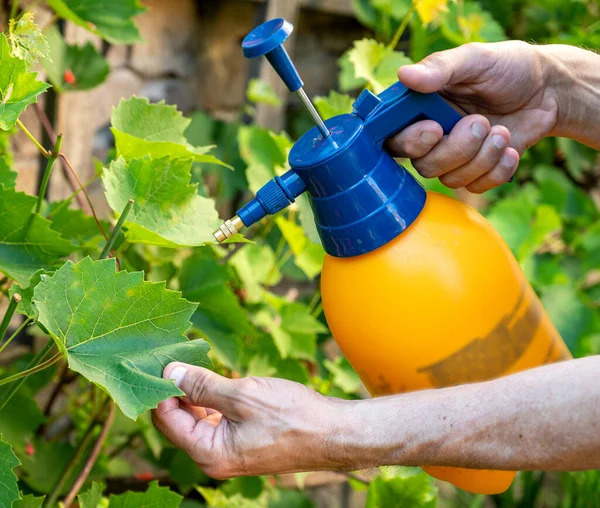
[7,12,50,67]
[415,0,449,26]
[33,257,210,420]
[366,470,437,507]
[0,156,17,188]
[78,482,105,508]
[314,91,354,120]
[103,156,221,247]
[246,78,282,107]
[108,481,182,507]
[442,2,506,44]
[0,33,50,130]
[111,97,229,167]
[324,357,362,394]
[47,0,145,44]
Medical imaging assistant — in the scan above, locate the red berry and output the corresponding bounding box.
[64,69,76,85]
[25,443,35,456]
[135,472,154,481]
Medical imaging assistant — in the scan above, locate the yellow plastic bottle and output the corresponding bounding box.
[321,191,572,494]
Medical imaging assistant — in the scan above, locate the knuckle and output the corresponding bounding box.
[413,159,439,178]
[189,371,214,404]
[439,173,464,189]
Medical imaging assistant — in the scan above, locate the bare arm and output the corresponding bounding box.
[152,356,599,479]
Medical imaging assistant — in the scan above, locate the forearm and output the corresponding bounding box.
[335,356,600,471]
[541,45,600,149]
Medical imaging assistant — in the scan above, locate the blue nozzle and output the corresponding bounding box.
[242,18,303,92]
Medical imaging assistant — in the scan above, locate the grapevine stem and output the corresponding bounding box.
[0,352,61,386]
[47,175,99,219]
[36,134,63,215]
[99,199,134,260]
[0,317,32,356]
[0,293,20,344]
[33,103,89,212]
[59,153,109,241]
[16,119,49,157]
[44,397,110,508]
[0,339,55,411]
[388,4,416,50]
[9,0,19,21]
[63,402,115,508]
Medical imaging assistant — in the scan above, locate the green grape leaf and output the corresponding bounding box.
[14,495,45,508]
[238,125,291,187]
[0,186,73,285]
[109,481,182,507]
[275,216,325,279]
[339,51,368,92]
[518,204,562,262]
[297,194,322,246]
[103,156,221,247]
[557,138,599,182]
[78,481,105,508]
[0,387,44,450]
[0,435,20,508]
[0,156,17,188]
[47,202,110,252]
[32,257,211,420]
[111,97,228,167]
[324,356,362,394]
[366,471,437,508]
[7,12,50,67]
[0,33,50,130]
[314,91,354,120]
[342,39,412,93]
[179,250,255,370]
[230,244,281,303]
[9,269,47,319]
[246,78,282,107]
[47,0,145,44]
[42,25,109,92]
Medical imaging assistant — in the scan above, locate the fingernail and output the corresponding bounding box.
[169,366,187,388]
[501,153,516,168]
[492,134,507,150]
[420,131,438,145]
[471,122,487,140]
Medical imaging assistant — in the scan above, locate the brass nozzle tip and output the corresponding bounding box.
[213,215,245,243]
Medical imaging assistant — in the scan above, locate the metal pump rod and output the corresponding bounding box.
[296,88,330,138]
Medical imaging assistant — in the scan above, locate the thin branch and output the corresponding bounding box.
[108,431,141,459]
[16,119,49,157]
[63,402,115,508]
[0,352,61,386]
[33,103,89,212]
[389,4,416,49]
[47,174,100,219]
[99,199,134,260]
[0,293,20,344]
[36,134,63,214]
[9,0,19,20]
[42,362,70,417]
[0,317,32,356]
[59,153,109,241]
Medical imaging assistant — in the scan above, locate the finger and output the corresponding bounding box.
[398,43,492,93]
[466,147,519,194]
[164,362,241,418]
[398,43,493,93]
[412,115,490,178]
[439,125,510,189]
[386,120,444,159]
[152,397,197,450]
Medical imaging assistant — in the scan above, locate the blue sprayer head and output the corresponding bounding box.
[213,18,462,257]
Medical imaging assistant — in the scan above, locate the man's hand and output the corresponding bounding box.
[388,41,560,193]
[152,363,361,479]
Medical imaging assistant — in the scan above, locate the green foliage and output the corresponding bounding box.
[32,257,210,420]
[47,0,145,44]
[0,436,20,508]
[7,12,50,67]
[0,33,50,130]
[0,186,73,285]
[103,156,221,247]
[0,1,598,507]
[43,25,109,92]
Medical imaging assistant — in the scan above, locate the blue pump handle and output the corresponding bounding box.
[242,18,303,92]
[355,82,462,144]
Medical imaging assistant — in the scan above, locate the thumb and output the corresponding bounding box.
[398,43,491,93]
[164,362,238,414]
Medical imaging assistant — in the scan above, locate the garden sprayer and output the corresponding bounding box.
[213,18,571,494]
